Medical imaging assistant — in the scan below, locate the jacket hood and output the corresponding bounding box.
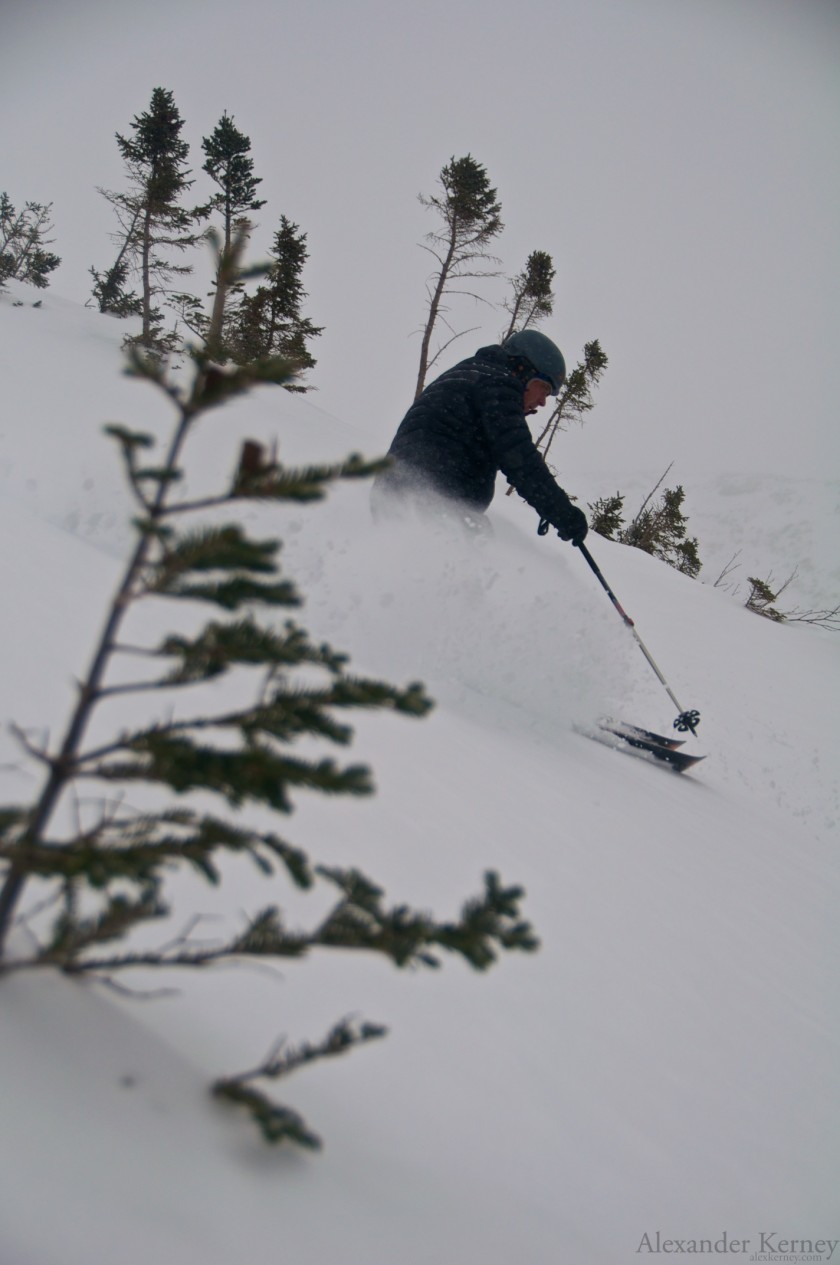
[474,344,510,368]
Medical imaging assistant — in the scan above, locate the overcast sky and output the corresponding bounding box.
[2,0,838,482]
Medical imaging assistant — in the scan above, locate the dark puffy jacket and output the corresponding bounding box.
[372,345,579,531]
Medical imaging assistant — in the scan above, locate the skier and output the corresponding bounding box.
[370,329,588,542]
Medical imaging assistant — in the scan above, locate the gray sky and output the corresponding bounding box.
[2,0,838,479]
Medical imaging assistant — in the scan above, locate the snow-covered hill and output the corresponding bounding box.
[1,287,838,1265]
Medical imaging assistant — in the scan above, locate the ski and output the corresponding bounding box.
[600,718,685,750]
[576,721,706,773]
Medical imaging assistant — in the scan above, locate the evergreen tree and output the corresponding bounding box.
[414,154,504,398]
[501,250,556,339]
[533,340,609,465]
[588,492,625,540]
[0,193,61,290]
[226,214,323,382]
[585,471,703,578]
[202,112,265,259]
[506,340,608,504]
[622,484,702,577]
[621,481,702,578]
[741,572,839,626]
[0,241,537,1147]
[91,87,205,350]
[189,112,268,346]
[745,575,788,621]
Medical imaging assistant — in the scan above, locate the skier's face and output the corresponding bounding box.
[523,378,552,415]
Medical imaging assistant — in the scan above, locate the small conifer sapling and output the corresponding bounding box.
[0,193,61,290]
[0,237,538,1147]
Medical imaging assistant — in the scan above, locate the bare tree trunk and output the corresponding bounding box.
[141,206,154,342]
[501,298,522,342]
[414,227,457,400]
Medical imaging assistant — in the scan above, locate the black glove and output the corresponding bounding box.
[555,504,588,546]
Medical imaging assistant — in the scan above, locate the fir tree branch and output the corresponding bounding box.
[74,673,430,773]
[8,723,53,767]
[80,741,374,812]
[92,676,198,700]
[210,1081,323,1149]
[211,1016,387,1148]
[311,867,540,970]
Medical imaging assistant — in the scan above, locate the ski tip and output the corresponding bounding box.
[579,721,707,774]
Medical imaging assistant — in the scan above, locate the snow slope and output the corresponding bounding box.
[0,286,838,1265]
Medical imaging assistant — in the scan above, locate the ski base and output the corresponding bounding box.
[577,720,706,773]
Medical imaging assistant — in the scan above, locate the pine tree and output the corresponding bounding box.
[0,240,537,1147]
[91,87,205,350]
[506,340,608,503]
[191,112,267,345]
[0,193,61,290]
[745,576,787,621]
[226,215,323,382]
[202,112,265,258]
[501,250,555,339]
[533,340,609,465]
[414,154,504,398]
[585,471,704,577]
[621,482,702,578]
[741,571,838,627]
[588,492,625,540]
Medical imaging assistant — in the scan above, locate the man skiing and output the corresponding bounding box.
[371,328,588,542]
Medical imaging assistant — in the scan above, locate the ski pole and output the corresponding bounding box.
[573,539,700,737]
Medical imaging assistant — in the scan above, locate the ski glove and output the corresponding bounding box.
[538,505,588,546]
[555,505,588,546]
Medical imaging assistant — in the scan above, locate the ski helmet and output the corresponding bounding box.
[502,329,567,395]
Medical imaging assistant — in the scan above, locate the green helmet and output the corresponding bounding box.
[502,329,567,394]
